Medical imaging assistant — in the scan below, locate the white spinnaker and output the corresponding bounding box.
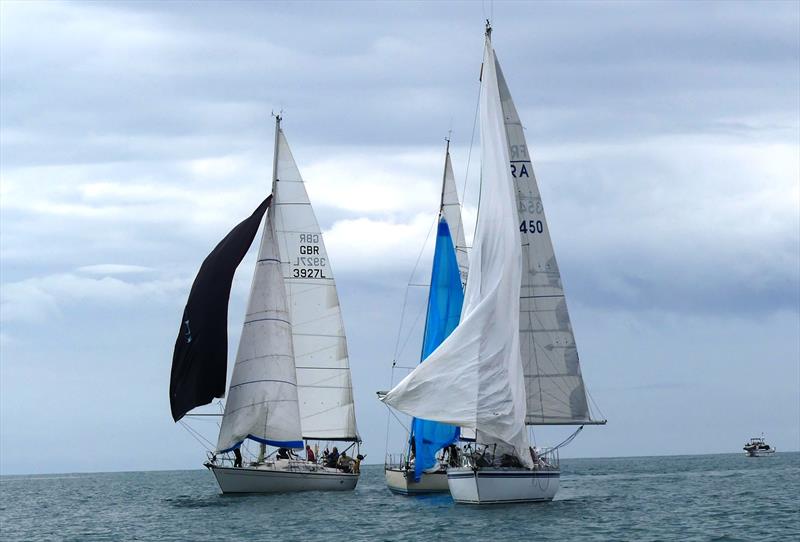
[271,129,359,441]
[383,39,531,465]
[216,209,303,452]
[440,149,469,288]
[494,53,592,425]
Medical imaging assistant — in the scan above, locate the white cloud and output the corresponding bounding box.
[76,264,155,275]
[0,273,187,324]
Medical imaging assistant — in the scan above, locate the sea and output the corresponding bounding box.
[1,453,798,541]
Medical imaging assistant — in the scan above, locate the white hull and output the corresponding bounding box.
[207,463,358,494]
[447,468,559,504]
[385,467,449,495]
[745,449,776,457]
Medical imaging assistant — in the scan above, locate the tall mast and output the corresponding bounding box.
[271,113,282,191]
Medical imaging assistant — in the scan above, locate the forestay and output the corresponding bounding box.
[494,53,593,425]
[383,38,531,466]
[271,129,360,441]
[216,207,304,452]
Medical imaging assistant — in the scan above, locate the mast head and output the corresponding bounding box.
[485,19,492,39]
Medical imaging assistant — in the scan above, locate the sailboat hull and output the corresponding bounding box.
[207,464,359,494]
[447,468,559,504]
[385,467,450,495]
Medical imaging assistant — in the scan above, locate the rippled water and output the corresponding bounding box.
[1,453,798,541]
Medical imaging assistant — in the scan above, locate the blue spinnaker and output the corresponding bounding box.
[411,218,464,481]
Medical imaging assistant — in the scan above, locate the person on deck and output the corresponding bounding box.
[233,448,243,468]
[337,452,353,473]
[326,447,339,468]
[306,445,316,463]
[353,454,366,474]
[277,447,291,460]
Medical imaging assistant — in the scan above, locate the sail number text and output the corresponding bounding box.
[520,220,544,234]
[292,233,327,279]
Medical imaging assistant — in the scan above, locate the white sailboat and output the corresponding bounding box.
[173,115,361,494]
[382,23,604,505]
[384,139,469,495]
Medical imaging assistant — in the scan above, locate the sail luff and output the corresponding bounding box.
[493,52,596,426]
[271,127,359,441]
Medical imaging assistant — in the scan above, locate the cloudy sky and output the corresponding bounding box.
[1,0,798,475]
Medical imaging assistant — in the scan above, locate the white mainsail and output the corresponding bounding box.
[439,144,469,288]
[383,38,531,465]
[216,209,304,452]
[494,54,594,425]
[271,128,360,441]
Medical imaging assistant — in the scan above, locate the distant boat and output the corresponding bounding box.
[170,115,362,494]
[384,138,469,496]
[382,22,605,505]
[743,436,776,457]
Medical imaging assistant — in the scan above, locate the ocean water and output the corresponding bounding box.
[1,453,798,541]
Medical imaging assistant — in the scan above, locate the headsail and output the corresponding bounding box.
[271,127,360,441]
[216,204,304,452]
[170,196,271,422]
[410,218,464,482]
[383,37,531,466]
[494,53,596,425]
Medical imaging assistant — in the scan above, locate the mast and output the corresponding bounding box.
[439,137,451,213]
[272,113,281,190]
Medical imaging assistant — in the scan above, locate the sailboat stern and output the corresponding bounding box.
[446,468,559,504]
[384,467,450,495]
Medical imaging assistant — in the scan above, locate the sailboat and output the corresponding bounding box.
[384,139,470,495]
[382,23,605,505]
[170,115,361,494]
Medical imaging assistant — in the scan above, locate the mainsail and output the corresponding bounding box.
[216,206,304,452]
[170,197,271,422]
[271,125,360,441]
[494,53,595,425]
[439,142,469,289]
[383,37,531,465]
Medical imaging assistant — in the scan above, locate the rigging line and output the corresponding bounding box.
[396,298,429,361]
[179,420,215,452]
[383,403,411,435]
[390,214,438,362]
[585,386,607,422]
[543,425,584,453]
[459,78,481,247]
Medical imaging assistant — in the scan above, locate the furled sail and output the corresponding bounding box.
[494,53,594,425]
[271,127,360,441]
[410,218,464,481]
[170,196,271,422]
[216,206,304,452]
[383,38,531,465]
[439,143,469,288]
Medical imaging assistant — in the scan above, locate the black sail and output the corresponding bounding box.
[170,196,272,422]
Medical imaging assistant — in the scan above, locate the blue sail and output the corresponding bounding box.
[410,218,464,482]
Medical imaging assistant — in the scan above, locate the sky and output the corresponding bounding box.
[1,0,798,475]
